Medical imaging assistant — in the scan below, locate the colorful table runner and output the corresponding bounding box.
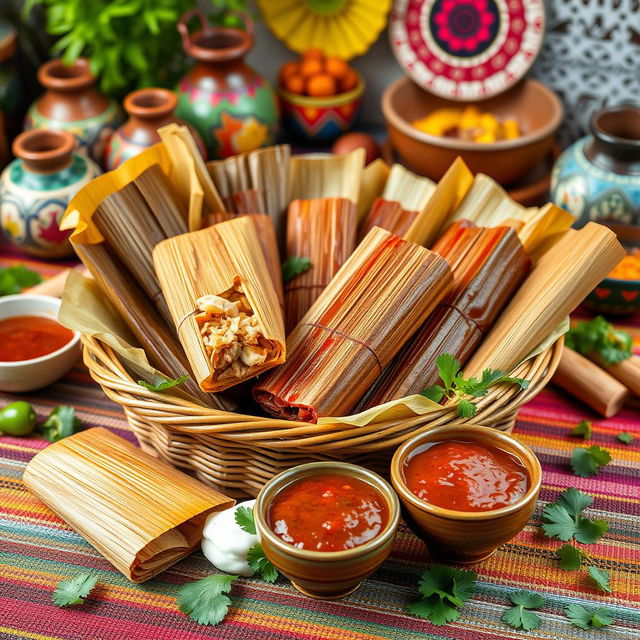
[1,258,639,640]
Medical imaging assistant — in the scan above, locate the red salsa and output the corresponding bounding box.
[267,473,389,551]
[0,315,75,362]
[403,440,529,512]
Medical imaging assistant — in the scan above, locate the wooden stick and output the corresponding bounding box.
[591,353,640,397]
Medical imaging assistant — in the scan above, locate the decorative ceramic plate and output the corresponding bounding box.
[258,0,392,60]
[390,0,545,100]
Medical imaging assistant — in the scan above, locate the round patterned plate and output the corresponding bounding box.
[389,0,545,100]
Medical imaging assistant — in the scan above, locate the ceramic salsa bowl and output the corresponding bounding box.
[382,77,562,185]
[390,424,542,564]
[254,461,400,600]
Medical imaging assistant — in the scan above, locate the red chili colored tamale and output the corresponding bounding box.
[284,197,357,332]
[358,197,419,241]
[254,226,454,422]
[359,223,531,408]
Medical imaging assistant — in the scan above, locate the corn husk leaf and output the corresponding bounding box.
[357,158,390,221]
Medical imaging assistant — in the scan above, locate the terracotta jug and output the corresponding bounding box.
[175,10,278,159]
[25,57,123,165]
[105,87,207,170]
[0,129,100,257]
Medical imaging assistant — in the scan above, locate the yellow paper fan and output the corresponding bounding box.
[257,0,392,60]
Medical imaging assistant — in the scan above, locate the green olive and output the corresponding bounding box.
[0,401,37,436]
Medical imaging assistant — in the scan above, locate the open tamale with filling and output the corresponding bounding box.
[254,226,453,422]
[23,428,234,583]
[153,215,285,392]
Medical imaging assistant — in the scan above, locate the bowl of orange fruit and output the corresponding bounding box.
[278,49,364,143]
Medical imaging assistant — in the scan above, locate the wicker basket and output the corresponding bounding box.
[82,335,563,497]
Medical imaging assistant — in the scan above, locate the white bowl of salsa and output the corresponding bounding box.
[0,294,80,392]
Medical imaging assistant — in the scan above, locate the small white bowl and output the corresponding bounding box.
[0,294,81,392]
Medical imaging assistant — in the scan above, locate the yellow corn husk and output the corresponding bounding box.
[357,158,390,222]
[382,164,436,212]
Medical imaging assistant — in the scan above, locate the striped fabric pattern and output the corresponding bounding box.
[1,259,639,640]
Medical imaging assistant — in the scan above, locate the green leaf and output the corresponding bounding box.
[617,431,633,444]
[501,590,544,631]
[0,265,43,296]
[541,489,608,544]
[587,567,612,593]
[281,256,310,283]
[408,596,460,625]
[52,573,98,607]
[566,316,632,364]
[137,374,188,392]
[570,420,592,440]
[556,488,593,517]
[557,544,583,570]
[40,406,82,443]
[435,353,461,391]
[541,504,577,541]
[509,590,544,609]
[565,604,613,630]
[574,518,608,544]
[571,445,612,477]
[234,506,256,535]
[177,574,237,626]
[420,385,445,403]
[246,543,278,583]
[456,398,477,418]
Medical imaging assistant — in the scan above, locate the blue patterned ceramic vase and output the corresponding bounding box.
[551,105,640,227]
[1,129,100,257]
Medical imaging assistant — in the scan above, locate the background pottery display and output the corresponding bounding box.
[25,57,123,165]
[0,129,99,257]
[175,10,278,159]
[105,88,206,170]
[552,105,640,228]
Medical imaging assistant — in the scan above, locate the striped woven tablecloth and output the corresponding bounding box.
[1,256,639,640]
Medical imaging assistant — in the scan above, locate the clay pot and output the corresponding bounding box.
[175,10,278,159]
[254,462,400,600]
[105,88,206,170]
[25,58,123,165]
[552,105,640,227]
[0,129,100,257]
[390,424,542,564]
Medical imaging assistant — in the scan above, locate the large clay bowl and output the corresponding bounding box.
[254,461,400,600]
[390,424,542,564]
[382,77,562,184]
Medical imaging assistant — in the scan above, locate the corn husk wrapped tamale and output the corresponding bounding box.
[359,198,419,241]
[23,428,234,583]
[359,222,530,408]
[254,226,453,422]
[357,158,390,222]
[153,216,285,392]
[285,197,357,332]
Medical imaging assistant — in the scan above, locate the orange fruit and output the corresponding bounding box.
[339,69,359,92]
[303,49,325,61]
[325,56,350,80]
[306,73,337,97]
[299,58,324,78]
[279,61,300,83]
[283,73,305,95]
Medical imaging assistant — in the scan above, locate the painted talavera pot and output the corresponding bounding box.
[552,105,640,227]
[175,10,278,159]
[0,129,100,257]
[105,88,207,170]
[25,58,123,166]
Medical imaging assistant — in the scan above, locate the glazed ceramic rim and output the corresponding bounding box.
[381,77,563,151]
[124,88,178,119]
[12,129,76,164]
[187,27,253,63]
[0,295,80,367]
[590,105,640,148]
[38,57,95,91]
[390,424,542,521]
[278,74,365,108]
[254,461,400,561]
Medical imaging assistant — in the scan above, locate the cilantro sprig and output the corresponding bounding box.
[566,316,632,364]
[557,543,584,570]
[407,565,476,625]
[138,374,189,392]
[541,488,608,544]
[587,566,612,593]
[501,590,544,631]
[177,574,237,626]
[565,604,614,630]
[421,353,529,418]
[52,573,98,607]
[617,431,633,444]
[571,445,611,478]
[39,406,82,443]
[570,420,592,440]
[281,256,310,283]
[234,506,278,583]
[0,264,42,296]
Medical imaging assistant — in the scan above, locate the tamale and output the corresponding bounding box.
[254,226,454,422]
[285,197,357,331]
[357,158,390,222]
[153,216,285,392]
[358,198,418,241]
[23,428,234,583]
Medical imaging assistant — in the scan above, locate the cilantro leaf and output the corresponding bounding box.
[570,420,592,440]
[281,256,310,283]
[420,385,445,403]
[40,406,82,443]
[557,544,583,570]
[247,543,278,583]
[541,489,607,544]
[177,574,237,626]
[566,316,632,364]
[407,565,476,625]
[557,487,593,517]
[587,566,612,593]
[234,506,256,535]
[501,590,544,631]
[541,503,577,541]
[0,264,43,296]
[617,431,633,444]
[456,398,477,418]
[571,445,612,477]
[137,374,188,392]
[565,604,613,630]
[574,518,608,544]
[52,573,98,607]
[435,353,460,391]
